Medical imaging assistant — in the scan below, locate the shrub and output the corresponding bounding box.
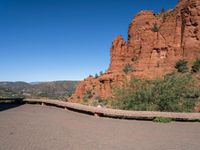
[100,71,104,76]
[92,96,108,107]
[83,90,93,102]
[95,73,99,78]
[175,59,188,73]
[153,117,172,123]
[111,73,200,112]
[192,58,200,73]
[123,64,133,74]
[151,23,159,32]
[161,8,165,14]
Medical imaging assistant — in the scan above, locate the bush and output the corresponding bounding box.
[95,73,99,78]
[161,8,165,14]
[153,117,172,123]
[123,64,133,74]
[111,73,200,112]
[175,59,188,73]
[192,58,200,73]
[100,71,104,76]
[91,96,108,107]
[151,23,159,32]
[83,90,93,102]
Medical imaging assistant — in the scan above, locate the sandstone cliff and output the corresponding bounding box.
[70,0,200,102]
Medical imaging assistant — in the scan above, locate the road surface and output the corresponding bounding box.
[0,104,200,150]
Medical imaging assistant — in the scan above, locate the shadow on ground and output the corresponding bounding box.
[0,103,24,111]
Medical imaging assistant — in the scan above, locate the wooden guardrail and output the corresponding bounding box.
[23,99,200,121]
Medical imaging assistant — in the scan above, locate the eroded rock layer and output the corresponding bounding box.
[70,0,200,102]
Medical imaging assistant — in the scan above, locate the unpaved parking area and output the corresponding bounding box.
[0,104,200,150]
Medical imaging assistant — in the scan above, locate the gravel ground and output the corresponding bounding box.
[0,104,200,150]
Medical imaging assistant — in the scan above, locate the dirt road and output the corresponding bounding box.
[0,104,199,150]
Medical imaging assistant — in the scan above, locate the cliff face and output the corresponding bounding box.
[70,0,200,102]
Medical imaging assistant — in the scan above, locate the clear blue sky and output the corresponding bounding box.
[0,0,177,82]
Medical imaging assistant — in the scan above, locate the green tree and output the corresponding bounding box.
[100,71,104,76]
[161,7,165,14]
[95,73,99,78]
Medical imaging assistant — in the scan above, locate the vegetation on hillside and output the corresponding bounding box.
[0,87,24,99]
[110,73,200,112]
[79,62,200,113]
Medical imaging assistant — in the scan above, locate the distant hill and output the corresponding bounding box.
[0,81,79,100]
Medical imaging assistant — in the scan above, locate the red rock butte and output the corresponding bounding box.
[70,0,200,102]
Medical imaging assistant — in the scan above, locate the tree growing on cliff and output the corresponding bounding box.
[151,23,159,32]
[161,7,165,14]
[175,59,188,73]
[177,0,181,3]
[123,64,133,74]
[100,71,104,76]
[95,73,99,78]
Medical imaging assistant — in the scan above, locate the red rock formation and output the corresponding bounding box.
[70,0,200,102]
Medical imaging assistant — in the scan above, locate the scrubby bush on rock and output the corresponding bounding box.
[83,90,93,102]
[151,23,159,32]
[175,59,188,73]
[111,73,200,112]
[192,58,200,73]
[123,64,133,74]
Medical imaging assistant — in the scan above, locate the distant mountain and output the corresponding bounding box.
[0,82,32,92]
[0,81,79,100]
[29,82,43,85]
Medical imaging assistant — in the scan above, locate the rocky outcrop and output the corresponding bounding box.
[70,73,126,102]
[70,0,200,102]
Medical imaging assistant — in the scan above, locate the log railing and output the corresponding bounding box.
[23,99,200,121]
